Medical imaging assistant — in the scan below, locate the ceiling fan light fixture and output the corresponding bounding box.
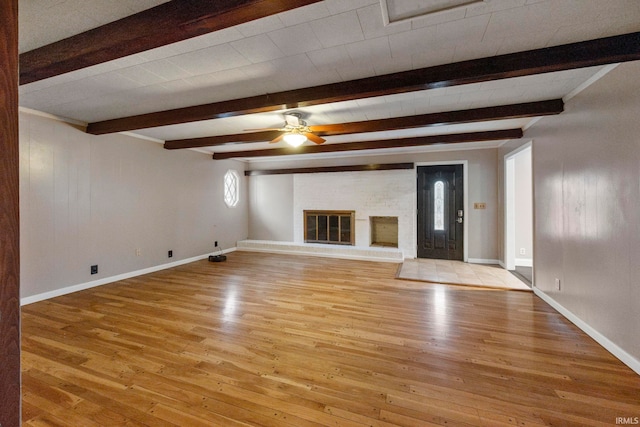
[283,132,307,147]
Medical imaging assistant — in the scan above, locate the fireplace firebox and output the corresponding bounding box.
[370,216,398,248]
[304,210,354,245]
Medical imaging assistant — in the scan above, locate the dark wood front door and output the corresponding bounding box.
[417,165,464,260]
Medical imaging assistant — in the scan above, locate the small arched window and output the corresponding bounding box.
[223,170,239,207]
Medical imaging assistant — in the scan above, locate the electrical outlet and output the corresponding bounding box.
[520,248,526,255]
[136,248,141,256]
[555,278,561,291]
[168,250,173,258]
[91,265,98,275]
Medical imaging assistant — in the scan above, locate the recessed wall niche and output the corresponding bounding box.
[370,216,398,248]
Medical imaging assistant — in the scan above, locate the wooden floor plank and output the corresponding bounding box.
[21,252,640,426]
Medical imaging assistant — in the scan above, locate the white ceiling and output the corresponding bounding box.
[19,0,171,52]
[18,0,640,159]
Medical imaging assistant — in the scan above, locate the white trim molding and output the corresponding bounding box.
[468,258,500,265]
[515,258,533,267]
[380,0,483,26]
[504,141,533,271]
[564,64,618,102]
[534,288,640,376]
[19,106,87,127]
[21,248,236,306]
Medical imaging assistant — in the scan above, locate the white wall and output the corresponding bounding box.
[247,147,499,261]
[528,61,640,369]
[19,111,248,300]
[248,174,294,241]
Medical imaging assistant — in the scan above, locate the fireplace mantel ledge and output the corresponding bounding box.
[237,240,403,263]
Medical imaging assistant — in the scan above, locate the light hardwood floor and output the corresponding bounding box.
[22,252,640,426]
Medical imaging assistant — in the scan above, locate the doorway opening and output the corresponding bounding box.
[504,143,533,286]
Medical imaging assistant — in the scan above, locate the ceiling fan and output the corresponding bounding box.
[246,112,326,147]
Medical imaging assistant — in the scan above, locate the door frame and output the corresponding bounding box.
[414,161,468,262]
[503,141,532,271]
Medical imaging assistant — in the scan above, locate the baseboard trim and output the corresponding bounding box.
[533,288,640,376]
[21,248,236,306]
[515,258,533,267]
[468,258,500,265]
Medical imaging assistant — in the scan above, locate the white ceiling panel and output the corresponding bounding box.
[324,0,379,15]
[166,43,251,76]
[463,0,526,18]
[436,13,490,44]
[307,45,353,70]
[388,24,437,56]
[138,59,193,82]
[231,35,287,63]
[345,37,392,66]
[410,47,456,69]
[267,23,324,55]
[236,15,286,38]
[409,6,468,29]
[309,11,366,48]
[17,0,640,159]
[19,0,170,52]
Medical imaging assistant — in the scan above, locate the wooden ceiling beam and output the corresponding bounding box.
[166,130,283,149]
[245,163,415,176]
[164,99,562,149]
[87,32,639,135]
[212,128,523,160]
[19,0,322,85]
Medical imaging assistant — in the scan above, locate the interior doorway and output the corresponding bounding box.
[417,165,464,260]
[504,143,533,285]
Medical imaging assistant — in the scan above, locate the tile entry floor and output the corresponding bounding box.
[397,258,532,291]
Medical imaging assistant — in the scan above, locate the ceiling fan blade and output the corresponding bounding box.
[270,134,285,144]
[305,133,325,145]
